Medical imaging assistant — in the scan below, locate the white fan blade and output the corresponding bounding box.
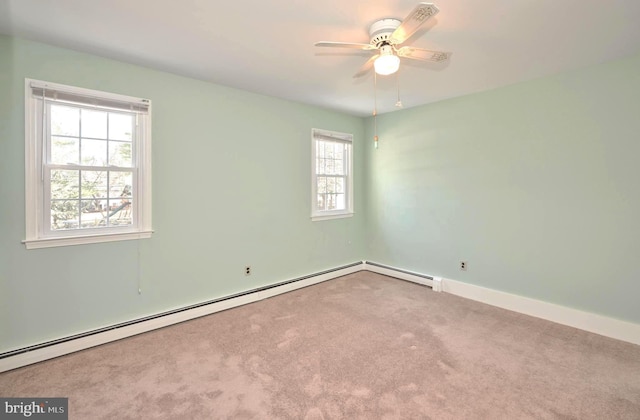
[390,3,439,45]
[353,55,378,78]
[315,41,377,50]
[397,46,450,62]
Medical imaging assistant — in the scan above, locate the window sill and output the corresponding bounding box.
[311,212,354,222]
[23,230,153,249]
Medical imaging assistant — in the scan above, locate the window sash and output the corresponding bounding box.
[43,166,138,237]
[316,141,349,177]
[45,101,138,169]
[316,174,348,212]
[40,100,141,237]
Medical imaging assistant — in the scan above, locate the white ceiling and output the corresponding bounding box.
[1,0,640,116]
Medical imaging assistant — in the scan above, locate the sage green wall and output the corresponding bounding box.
[0,35,366,353]
[3,34,638,354]
[365,53,640,324]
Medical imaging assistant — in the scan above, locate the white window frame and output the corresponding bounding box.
[311,128,354,221]
[24,79,153,249]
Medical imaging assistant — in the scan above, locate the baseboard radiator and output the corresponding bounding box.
[0,262,363,372]
[363,261,440,290]
[3,260,636,372]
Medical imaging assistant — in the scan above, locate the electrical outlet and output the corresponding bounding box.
[245,266,251,276]
[460,261,467,271]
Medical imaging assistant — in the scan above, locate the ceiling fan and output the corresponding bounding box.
[315,2,450,77]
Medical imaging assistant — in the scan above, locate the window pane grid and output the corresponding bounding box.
[316,174,347,211]
[48,167,133,231]
[47,101,136,232]
[316,141,348,177]
[49,103,134,168]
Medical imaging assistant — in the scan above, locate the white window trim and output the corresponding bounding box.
[23,79,153,249]
[311,128,354,222]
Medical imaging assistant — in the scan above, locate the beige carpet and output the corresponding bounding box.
[1,271,639,419]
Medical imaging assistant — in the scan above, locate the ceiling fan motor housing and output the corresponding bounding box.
[369,18,401,46]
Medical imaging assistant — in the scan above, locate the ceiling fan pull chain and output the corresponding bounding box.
[396,70,403,108]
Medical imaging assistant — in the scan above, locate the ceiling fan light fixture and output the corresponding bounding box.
[314,3,449,79]
[374,45,400,76]
[374,54,400,75]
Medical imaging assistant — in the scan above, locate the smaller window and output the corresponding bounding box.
[311,129,353,221]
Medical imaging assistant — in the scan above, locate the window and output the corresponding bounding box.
[311,128,353,221]
[24,79,152,249]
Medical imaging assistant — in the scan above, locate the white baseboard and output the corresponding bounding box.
[442,277,640,346]
[3,262,637,373]
[364,262,639,346]
[0,263,364,373]
[363,262,434,288]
